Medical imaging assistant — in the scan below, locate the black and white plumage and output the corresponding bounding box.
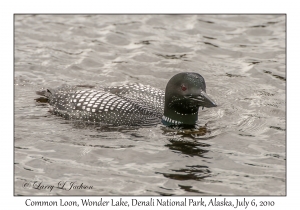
[37,72,217,127]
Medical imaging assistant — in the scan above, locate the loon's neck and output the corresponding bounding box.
[162,108,199,126]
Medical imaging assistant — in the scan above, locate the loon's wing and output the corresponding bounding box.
[40,85,161,127]
[103,83,165,118]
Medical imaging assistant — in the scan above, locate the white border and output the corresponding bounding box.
[4,0,294,209]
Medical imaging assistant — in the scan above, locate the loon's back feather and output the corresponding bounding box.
[104,83,165,118]
[44,84,162,126]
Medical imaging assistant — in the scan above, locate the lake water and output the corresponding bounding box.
[14,14,286,196]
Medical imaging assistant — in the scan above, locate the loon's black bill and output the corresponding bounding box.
[201,91,217,107]
[186,92,217,108]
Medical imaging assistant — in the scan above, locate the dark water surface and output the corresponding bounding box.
[14,15,285,195]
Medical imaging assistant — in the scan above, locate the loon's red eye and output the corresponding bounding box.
[181,84,187,91]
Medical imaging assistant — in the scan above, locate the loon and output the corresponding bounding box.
[37,72,217,127]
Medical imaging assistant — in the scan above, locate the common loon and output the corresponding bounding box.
[37,72,217,127]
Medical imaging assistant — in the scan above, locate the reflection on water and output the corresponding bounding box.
[158,127,212,194]
[15,14,285,195]
[157,165,211,181]
[165,137,210,158]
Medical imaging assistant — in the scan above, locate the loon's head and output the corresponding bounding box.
[163,72,217,126]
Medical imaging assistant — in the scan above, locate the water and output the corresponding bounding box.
[14,15,285,195]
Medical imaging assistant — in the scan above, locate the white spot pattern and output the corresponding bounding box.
[48,83,165,126]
